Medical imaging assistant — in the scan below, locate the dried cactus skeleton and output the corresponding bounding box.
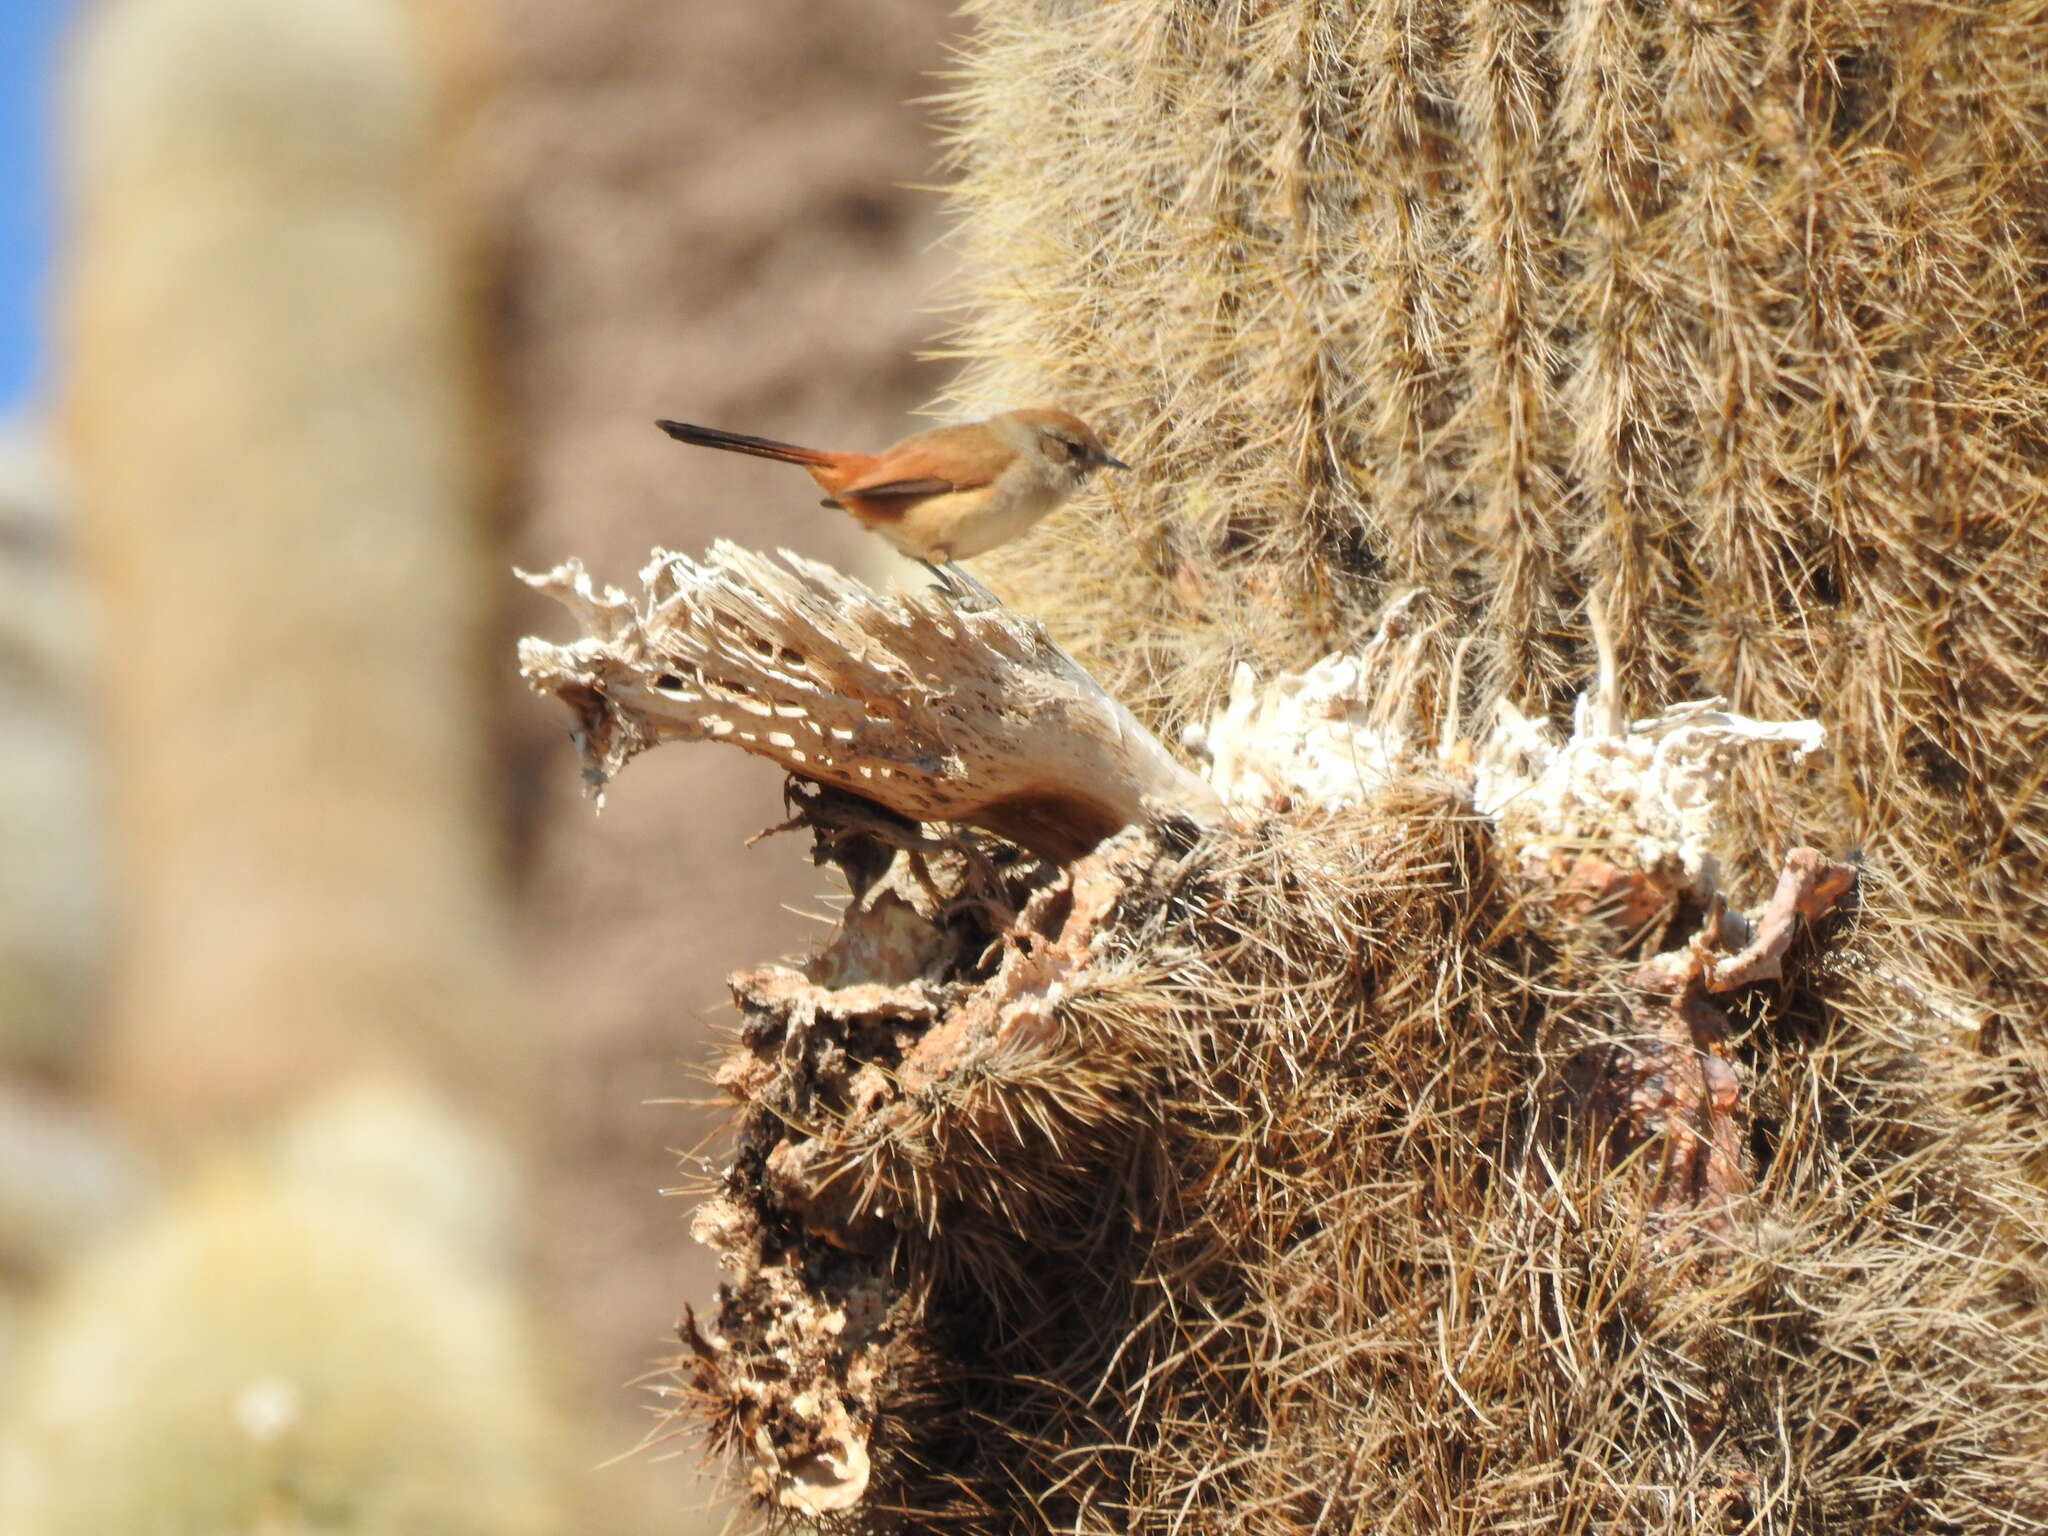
[518,545,1220,861]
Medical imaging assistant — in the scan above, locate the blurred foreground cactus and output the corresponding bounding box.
[0,1079,565,1536]
[513,0,2048,1530]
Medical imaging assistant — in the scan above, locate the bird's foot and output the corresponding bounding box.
[921,559,1002,613]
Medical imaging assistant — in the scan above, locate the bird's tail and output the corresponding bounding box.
[655,419,837,467]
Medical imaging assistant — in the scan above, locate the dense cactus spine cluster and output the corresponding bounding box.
[942,0,2048,1113]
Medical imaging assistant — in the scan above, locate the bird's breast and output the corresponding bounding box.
[867,471,1070,562]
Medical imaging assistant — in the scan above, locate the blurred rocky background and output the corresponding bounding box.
[0,0,956,1529]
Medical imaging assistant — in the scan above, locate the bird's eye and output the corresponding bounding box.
[1063,437,1087,459]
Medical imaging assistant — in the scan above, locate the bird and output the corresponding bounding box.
[653,408,1128,570]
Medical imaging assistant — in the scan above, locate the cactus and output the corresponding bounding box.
[34,4,578,1530]
[0,1082,566,1536]
[61,0,520,1124]
[0,422,102,1073]
[521,549,2048,1530]
[556,1,2048,1530]
[945,0,2048,1062]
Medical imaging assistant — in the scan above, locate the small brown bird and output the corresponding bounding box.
[654,407,1127,566]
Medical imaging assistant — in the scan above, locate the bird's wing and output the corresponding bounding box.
[832,424,1010,502]
[827,476,957,503]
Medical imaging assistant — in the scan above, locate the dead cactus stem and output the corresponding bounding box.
[664,785,1939,1531]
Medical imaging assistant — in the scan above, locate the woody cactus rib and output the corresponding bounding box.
[516,544,1221,859]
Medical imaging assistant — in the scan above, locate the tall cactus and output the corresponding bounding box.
[629,2,2048,1531]
[62,0,520,1123]
[949,0,2048,1048]
[28,2,573,1531]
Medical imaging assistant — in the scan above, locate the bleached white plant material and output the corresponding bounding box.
[1188,591,1447,813]
[1193,596,1825,900]
[517,543,1221,861]
[1471,693,1826,896]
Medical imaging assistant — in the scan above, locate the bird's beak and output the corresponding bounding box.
[1101,453,1131,471]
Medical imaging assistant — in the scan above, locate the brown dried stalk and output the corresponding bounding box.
[1570,847,1860,1232]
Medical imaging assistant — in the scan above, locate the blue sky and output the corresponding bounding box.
[1,0,73,414]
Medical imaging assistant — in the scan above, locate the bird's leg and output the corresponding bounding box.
[922,559,1001,612]
[916,557,967,602]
